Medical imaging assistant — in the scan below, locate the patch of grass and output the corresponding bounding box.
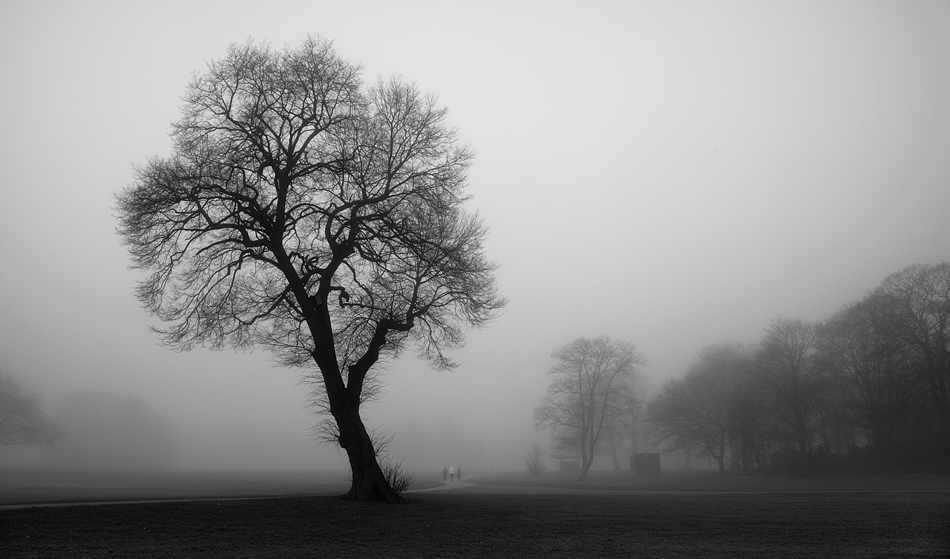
[3,488,948,557]
[474,468,950,493]
[0,468,351,505]
[2,469,948,557]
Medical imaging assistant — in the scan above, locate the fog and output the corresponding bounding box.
[1,1,949,475]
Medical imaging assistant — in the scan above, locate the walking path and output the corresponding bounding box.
[407,471,492,493]
[406,473,602,495]
[407,480,474,492]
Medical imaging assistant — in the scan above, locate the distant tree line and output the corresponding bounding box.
[1,373,179,470]
[647,262,950,475]
[44,390,179,470]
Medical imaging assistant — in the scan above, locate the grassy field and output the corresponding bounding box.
[2,468,948,558]
[0,467,354,506]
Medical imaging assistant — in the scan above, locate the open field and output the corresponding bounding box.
[2,468,948,558]
[469,468,950,493]
[0,468,355,506]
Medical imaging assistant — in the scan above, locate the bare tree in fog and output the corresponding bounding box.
[524,441,546,476]
[601,404,628,471]
[755,317,828,474]
[869,263,950,469]
[615,371,651,458]
[647,344,750,475]
[116,37,505,501]
[0,371,59,446]
[533,336,646,481]
[819,298,922,470]
[599,371,649,470]
[726,354,773,475]
[641,263,950,476]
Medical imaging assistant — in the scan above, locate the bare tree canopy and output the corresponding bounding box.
[0,371,59,446]
[648,344,751,475]
[819,298,922,469]
[755,316,828,473]
[641,262,950,477]
[533,336,646,481]
[648,344,754,475]
[871,263,950,468]
[115,37,505,501]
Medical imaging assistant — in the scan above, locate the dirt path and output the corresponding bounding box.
[407,480,474,492]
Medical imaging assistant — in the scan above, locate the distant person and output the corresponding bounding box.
[442,466,448,482]
[457,467,462,482]
[449,466,455,481]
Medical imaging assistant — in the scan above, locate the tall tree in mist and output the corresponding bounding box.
[524,441,547,477]
[647,344,750,475]
[603,370,650,469]
[726,352,771,475]
[756,317,827,474]
[533,336,646,481]
[116,37,505,501]
[0,371,59,447]
[819,298,922,469]
[871,263,950,469]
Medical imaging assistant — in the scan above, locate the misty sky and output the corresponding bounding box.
[1,0,948,473]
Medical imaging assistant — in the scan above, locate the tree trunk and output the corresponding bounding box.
[797,425,810,475]
[307,300,402,502]
[716,435,727,475]
[926,361,950,472]
[578,457,593,481]
[741,433,755,474]
[334,400,403,503]
[610,435,622,470]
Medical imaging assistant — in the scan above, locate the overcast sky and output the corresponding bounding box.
[1,0,948,473]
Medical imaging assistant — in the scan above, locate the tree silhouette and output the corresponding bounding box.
[116,37,505,501]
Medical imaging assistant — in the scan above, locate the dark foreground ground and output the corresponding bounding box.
[2,469,948,558]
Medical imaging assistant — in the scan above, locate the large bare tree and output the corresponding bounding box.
[116,38,505,502]
[533,336,646,481]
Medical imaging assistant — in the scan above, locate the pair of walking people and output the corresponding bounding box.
[442,465,462,482]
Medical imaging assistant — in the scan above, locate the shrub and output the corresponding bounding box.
[525,442,547,476]
[380,456,416,494]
